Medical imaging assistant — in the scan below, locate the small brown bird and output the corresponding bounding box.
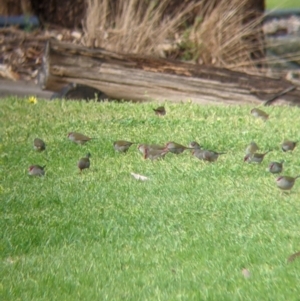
[33,138,46,151]
[244,150,271,163]
[281,140,297,152]
[189,141,202,156]
[153,106,166,116]
[144,147,168,161]
[192,148,225,162]
[138,144,165,156]
[250,108,269,121]
[245,141,259,155]
[28,165,45,176]
[287,251,300,263]
[202,150,226,162]
[189,141,201,149]
[189,141,226,162]
[276,175,300,191]
[192,148,205,160]
[165,141,192,154]
[268,161,284,174]
[78,153,91,172]
[68,132,94,145]
[113,140,135,153]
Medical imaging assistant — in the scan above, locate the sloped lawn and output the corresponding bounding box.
[1,97,300,300]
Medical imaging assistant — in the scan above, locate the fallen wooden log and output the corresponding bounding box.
[39,39,300,105]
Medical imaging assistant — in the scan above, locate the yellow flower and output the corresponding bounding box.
[28,96,37,104]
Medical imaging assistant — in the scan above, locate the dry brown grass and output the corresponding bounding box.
[185,1,299,75]
[82,0,299,77]
[83,0,200,56]
[190,0,265,71]
[83,0,267,72]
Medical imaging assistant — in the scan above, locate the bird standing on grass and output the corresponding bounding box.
[276,175,300,191]
[33,138,46,151]
[78,153,91,172]
[144,147,168,161]
[281,140,297,152]
[28,165,46,176]
[68,132,94,145]
[268,161,284,174]
[244,151,271,163]
[189,141,202,156]
[288,251,300,263]
[189,141,202,151]
[138,144,165,156]
[192,148,205,160]
[245,141,259,155]
[250,108,269,121]
[192,147,225,162]
[202,150,226,162]
[113,140,135,153]
[165,141,192,154]
[153,106,166,116]
[189,141,201,149]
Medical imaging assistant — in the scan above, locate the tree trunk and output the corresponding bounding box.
[38,39,300,106]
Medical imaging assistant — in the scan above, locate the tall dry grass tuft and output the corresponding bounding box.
[190,0,265,71]
[83,0,200,56]
[83,0,299,76]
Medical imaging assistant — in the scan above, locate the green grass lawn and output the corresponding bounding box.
[1,97,300,300]
[267,0,300,9]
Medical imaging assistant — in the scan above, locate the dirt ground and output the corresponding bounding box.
[0,79,52,99]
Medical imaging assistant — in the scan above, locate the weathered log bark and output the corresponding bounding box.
[39,39,300,105]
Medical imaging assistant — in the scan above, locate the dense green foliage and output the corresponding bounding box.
[1,98,300,300]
